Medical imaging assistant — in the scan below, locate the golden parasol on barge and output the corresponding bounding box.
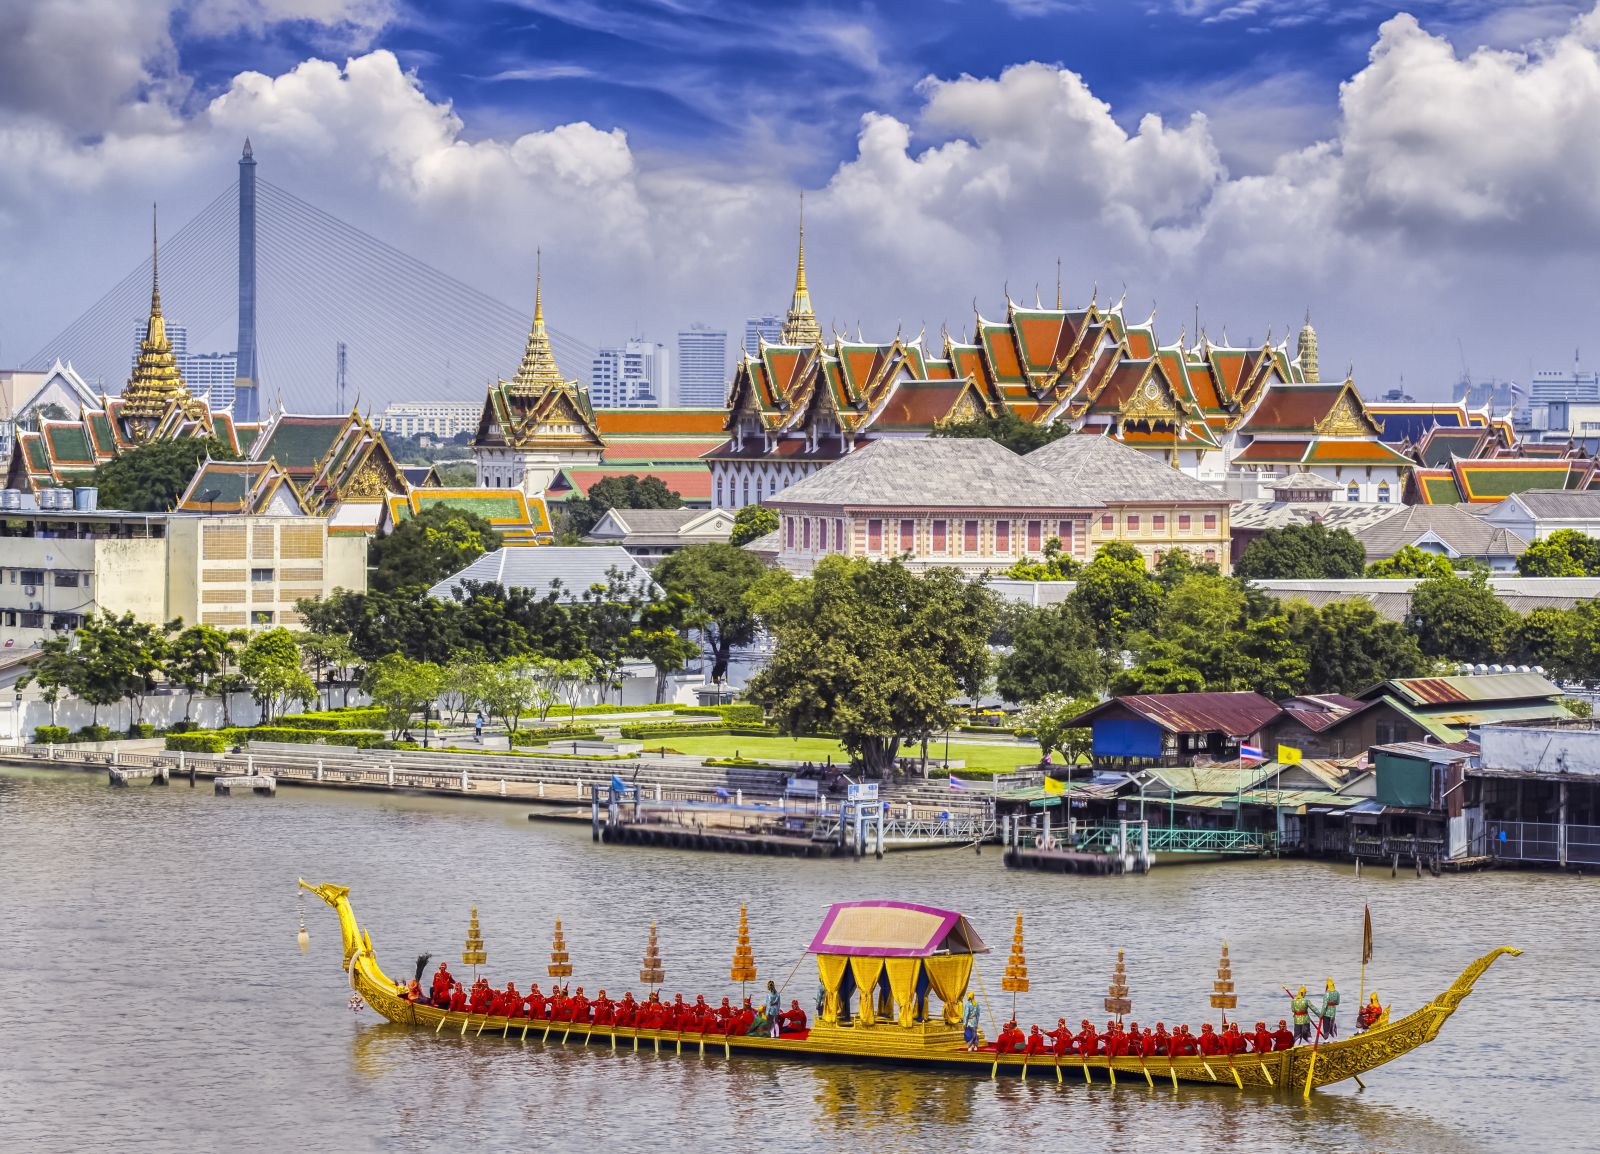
[299,880,1517,1092]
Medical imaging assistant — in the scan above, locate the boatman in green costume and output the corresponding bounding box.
[1318,978,1340,1039]
[962,993,982,1051]
[1290,985,1312,1043]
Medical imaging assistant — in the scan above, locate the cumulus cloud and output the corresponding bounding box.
[8,3,1600,397]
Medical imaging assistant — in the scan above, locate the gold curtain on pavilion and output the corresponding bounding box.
[923,954,974,1025]
[817,955,848,1024]
[849,957,885,1026]
[885,958,922,1028]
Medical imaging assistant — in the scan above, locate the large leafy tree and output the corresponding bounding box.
[92,436,237,513]
[932,410,1070,454]
[746,557,996,775]
[629,593,701,703]
[18,636,82,725]
[239,628,314,723]
[1290,598,1428,694]
[74,611,168,728]
[729,504,779,547]
[1233,522,1366,580]
[1516,529,1600,577]
[652,543,769,683]
[362,653,445,738]
[1067,542,1165,650]
[1015,693,1099,767]
[994,602,1108,703]
[559,475,682,539]
[1509,606,1577,674]
[166,624,234,721]
[474,658,543,747]
[1005,536,1081,581]
[1365,545,1456,579]
[370,503,500,594]
[1407,571,1517,664]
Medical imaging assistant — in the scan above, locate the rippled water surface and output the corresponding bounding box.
[1,765,1592,1153]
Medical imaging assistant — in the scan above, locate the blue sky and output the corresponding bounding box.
[4,0,1600,400]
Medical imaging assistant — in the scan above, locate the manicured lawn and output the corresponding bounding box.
[653,734,1039,774]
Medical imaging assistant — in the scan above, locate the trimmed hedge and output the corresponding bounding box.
[244,726,389,748]
[958,724,1017,735]
[617,721,730,739]
[714,704,765,726]
[512,726,601,746]
[33,726,70,745]
[276,708,386,731]
[128,722,156,739]
[165,720,199,734]
[75,724,113,743]
[704,757,770,768]
[165,733,227,753]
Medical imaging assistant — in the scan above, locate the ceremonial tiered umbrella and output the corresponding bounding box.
[1210,942,1238,1025]
[640,921,665,994]
[461,905,487,984]
[1103,948,1132,1024]
[1000,913,1029,1020]
[729,904,758,998]
[548,918,572,983]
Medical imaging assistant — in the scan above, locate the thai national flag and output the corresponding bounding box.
[1239,744,1266,762]
[948,775,968,790]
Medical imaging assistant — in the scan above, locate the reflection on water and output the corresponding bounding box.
[0,765,1589,1153]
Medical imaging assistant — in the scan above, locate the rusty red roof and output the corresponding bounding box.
[1070,692,1282,735]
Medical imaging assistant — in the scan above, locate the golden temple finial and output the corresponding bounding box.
[729,903,757,992]
[121,204,195,434]
[507,248,572,396]
[548,917,572,979]
[1055,257,1062,310]
[1103,948,1131,1023]
[780,192,821,346]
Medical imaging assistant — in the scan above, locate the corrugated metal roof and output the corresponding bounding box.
[1079,692,1281,736]
[1143,764,1277,795]
[1379,672,1560,706]
[1371,741,1477,764]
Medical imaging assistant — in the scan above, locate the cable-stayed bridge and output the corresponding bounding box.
[23,153,595,417]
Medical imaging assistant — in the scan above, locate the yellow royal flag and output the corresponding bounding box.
[1277,744,1302,766]
[1042,777,1066,795]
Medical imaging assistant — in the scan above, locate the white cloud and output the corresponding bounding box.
[9,4,1600,399]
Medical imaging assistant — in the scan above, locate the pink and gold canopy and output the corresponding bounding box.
[807,901,990,958]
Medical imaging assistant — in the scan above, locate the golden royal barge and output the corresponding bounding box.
[300,880,1516,1094]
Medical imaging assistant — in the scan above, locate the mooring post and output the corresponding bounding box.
[388,763,396,787]
[499,778,506,797]
[316,758,324,782]
[461,767,469,792]
[592,795,600,842]
[735,788,742,806]
[111,747,119,766]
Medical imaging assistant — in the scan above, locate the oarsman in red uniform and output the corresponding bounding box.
[1272,1019,1295,1051]
[1123,1022,1142,1056]
[469,982,490,1014]
[730,999,756,1037]
[716,998,734,1027]
[641,996,667,1030]
[780,1000,808,1033]
[1046,1018,1073,1057]
[592,991,615,1026]
[431,963,453,1005]
[1076,1019,1099,1055]
[994,1020,1023,1052]
[570,988,591,1024]
[1150,1023,1170,1056]
[503,982,523,1016]
[1024,1026,1048,1057]
[448,982,467,1012]
[1175,1025,1199,1056]
[1220,1022,1244,1054]
[524,984,545,1019]
[1141,1026,1161,1059]
[1197,1024,1223,1056]
[1251,1021,1273,1053]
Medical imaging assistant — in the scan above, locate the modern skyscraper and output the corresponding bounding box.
[234,139,260,422]
[743,314,782,357]
[675,324,727,407]
[591,339,670,408]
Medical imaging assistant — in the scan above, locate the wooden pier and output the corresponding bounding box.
[214,773,277,797]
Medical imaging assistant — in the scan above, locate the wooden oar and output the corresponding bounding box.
[1054,1052,1063,1083]
[435,1012,448,1035]
[1168,1063,1178,1091]
[1260,1060,1274,1087]
[1081,1058,1091,1084]
[1201,1060,1218,1081]
[1021,1052,1029,1081]
[521,1018,530,1043]
[1139,1053,1153,1089]
[542,1020,552,1043]
[1106,1058,1116,1088]
[460,1014,469,1037]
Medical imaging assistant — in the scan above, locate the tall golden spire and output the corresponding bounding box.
[780,193,821,346]
[121,204,192,432]
[1297,309,1319,383]
[508,248,571,395]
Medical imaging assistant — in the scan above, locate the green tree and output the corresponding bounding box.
[1152,547,1219,591]
[1233,522,1365,580]
[362,653,445,738]
[994,602,1108,703]
[167,624,232,721]
[92,436,237,513]
[746,557,996,776]
[438,659,489,725]
[1509,606,1576,673]
[475,658,543,748]
[1516,529,1600,577]
[1290,598,1427,694]
[1015,693,1099,767]
[1067,542,1164,650]
[18,636,82,726]
[932,410,1070,454]
[559,475,682,539]
[653,543,769,683]
[1116,575,1307,697]
[74,612,167,728]
[628,591,699,703]
[729,504,779,547]
[297,631,358,709]
[1407,571,1516,664]
[239,628,314,723]
[1005,536,1081,581]
[1366,545,1455,579]
[370,503,500,594]
[577,569,654,704]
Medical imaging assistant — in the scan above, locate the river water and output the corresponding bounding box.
[1,765,1591,1153]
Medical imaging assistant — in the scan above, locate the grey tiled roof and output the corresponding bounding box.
[770,438,1094,509]
[1506,488,1600,519]
[603,508,705,534]
[429,547,656,603]
[1027,434,1228,503]
[1352,505,1527,561]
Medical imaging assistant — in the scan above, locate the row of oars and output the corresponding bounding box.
[434,1008,740,1061]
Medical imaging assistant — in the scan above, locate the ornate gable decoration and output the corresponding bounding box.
[1314,383,1383,438]
[1119,362,1180,424]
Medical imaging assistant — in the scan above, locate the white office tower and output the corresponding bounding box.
[743,314,783,357]
[676,324,727,407]
[591,339,670,408]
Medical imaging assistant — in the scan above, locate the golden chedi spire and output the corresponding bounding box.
[780,193,821,346]
[509,249,573,396]
[1297,309,1319,383]
[122,204,194,433]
